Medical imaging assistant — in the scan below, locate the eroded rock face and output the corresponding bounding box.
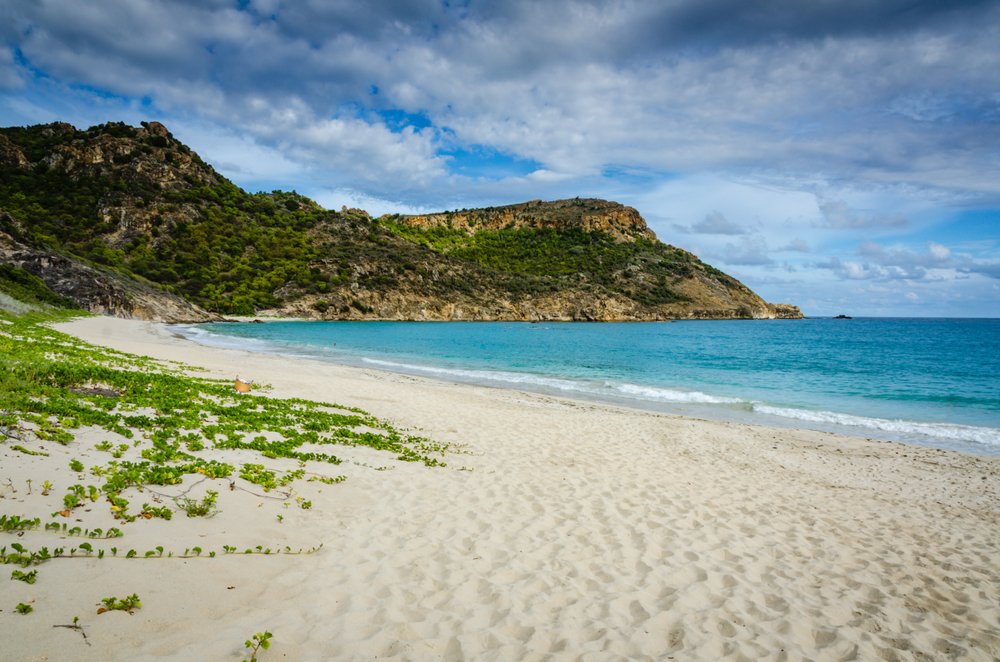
[0,134,29,169]
[0,222,220,323]
[41,122,218,191]
[398,198,658,243]
[270,285,801,322]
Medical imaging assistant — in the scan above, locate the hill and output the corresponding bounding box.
[0,121,800,321]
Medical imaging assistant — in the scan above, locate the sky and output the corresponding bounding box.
[2,1,999,317]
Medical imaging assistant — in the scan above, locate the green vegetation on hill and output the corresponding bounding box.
[378,220,744,305]
[0,121,797,320]
[0,124,347,314]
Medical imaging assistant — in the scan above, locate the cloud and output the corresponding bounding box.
[957,259,1000,280]
[0,47,22,90]
[3,0,1000,203]
[679,211,748,235]
[818,240,1000,283]
[2,1,999,316]
[857,240,952,269]
[309,188,434,218]
[721,235,774,266]
[817,198,908,229]
[779,238,810,252]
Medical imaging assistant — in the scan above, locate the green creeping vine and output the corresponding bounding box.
[0,515,41,532]
[244,630,273,662]
[11,444,47,456]
[11,568,37,584]
[98,593,141,614]
[0,310,446,582]
[0,312,447,489]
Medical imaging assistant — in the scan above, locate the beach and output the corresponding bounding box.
[2,315,999,660]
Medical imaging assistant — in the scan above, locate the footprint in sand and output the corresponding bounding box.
[717,620,737,637]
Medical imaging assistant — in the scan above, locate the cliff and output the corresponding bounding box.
[0,215,219,322]
[0,121,801,321]
[399,198,657,243]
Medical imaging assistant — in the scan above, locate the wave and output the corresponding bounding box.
[364,358,746,405]
[753,404,1000,447]
[174,324,1000,452]
[612,383,744,405]
[361,358,598,393]
[170,324,305,356]
[359,359,1000,448]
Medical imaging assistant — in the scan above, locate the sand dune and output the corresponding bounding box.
[0,316,997,660]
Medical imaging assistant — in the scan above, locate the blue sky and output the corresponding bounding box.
[2,0,999,316]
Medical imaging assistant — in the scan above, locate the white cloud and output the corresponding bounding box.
[5,0,1000,203]
[2,0,1000,316]
[721,236,774,266]
[928,241,950,260]
[683,211,748,235]
[169,121,305,188]
[309,188,434,217]
[0,48,22,90]
[817,198,908,229]
[779,238,810,253]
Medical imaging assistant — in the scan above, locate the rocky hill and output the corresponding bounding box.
[0,121,801,321]
[398,198,656,243]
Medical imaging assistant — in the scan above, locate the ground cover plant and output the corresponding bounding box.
[0,308,447,596]
[97,593,142,614]
[244,630,273,662]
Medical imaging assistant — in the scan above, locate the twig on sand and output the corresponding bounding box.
[53,617,91,646]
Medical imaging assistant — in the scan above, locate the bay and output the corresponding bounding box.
[176,318,1000,456]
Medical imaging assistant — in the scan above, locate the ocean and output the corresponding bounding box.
[173,318,1000,456]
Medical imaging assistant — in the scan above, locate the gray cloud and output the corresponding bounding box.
[779,238,810,253]
[0,47,21,90]
[2,0,999,200]
[675,211,748,235]
[721,236,774,266]
[818,198,909,229]
[960,261,1000,279]
[816,240,1000,283]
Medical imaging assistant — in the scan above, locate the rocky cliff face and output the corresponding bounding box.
[0,134,30,168]
[0,120,801,322]
[0,215,219,323]
[275,289,799,322]
[399,198,657,243]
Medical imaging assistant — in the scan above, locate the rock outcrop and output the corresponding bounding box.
[0,215,220,323]
[399,198,657,243]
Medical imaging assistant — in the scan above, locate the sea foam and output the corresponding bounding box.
[612,383,743,404]
[173,319,1000,455]
[753,404,1000,447]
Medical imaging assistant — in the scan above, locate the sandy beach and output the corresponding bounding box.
[1,315,998,661]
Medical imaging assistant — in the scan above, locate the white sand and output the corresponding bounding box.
[1,315,998,661]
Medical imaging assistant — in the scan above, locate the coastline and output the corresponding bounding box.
[3,314,999,660]
[173,317,1000,457]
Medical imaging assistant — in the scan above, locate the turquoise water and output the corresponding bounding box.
[176,318,1000,456]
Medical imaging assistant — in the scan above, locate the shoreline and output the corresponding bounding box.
[3,314,998,660]
[173,318,1000,459]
